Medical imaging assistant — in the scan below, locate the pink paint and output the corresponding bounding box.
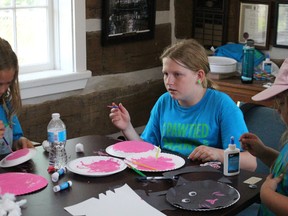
[133,156,175,171]
[112,141,155,153]
[206,199,218,205]
[213,191,225,196]
[0,172,48,196]
[6,148,29,161]
[77,158,120,173]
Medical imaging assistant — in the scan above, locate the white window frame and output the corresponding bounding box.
[19,0,91,100]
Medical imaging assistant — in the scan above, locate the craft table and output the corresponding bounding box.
[0,135,266,216]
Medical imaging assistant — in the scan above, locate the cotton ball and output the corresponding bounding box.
[0,193,23,216]
[42,140,50,152]
[75,143,84,153]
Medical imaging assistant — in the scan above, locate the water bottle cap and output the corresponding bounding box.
[246,39,254,47]
[52,113,60,118]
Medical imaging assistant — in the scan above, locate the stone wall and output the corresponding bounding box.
[20,78,166,142]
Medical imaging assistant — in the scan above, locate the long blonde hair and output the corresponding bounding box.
[0,37,22,121]
[160,39,216,89]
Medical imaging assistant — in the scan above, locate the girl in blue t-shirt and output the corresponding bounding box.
[0,37,34,154]
[240,58,288,215]
[109,39,256,171]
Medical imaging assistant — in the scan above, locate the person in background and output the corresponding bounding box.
[109,39,256,171]
[0,37,34,154]
[240,58,288,215]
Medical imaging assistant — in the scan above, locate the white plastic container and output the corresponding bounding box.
[223,136,240,176]
[208,56,237,74]
[262,54,272,74]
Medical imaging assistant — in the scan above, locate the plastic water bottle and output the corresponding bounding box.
[47,113,67,169]
[241,39,255,84]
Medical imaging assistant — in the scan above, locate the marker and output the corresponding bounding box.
[51,167,66,182]
[53,180,72,192]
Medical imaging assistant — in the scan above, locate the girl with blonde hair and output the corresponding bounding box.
[109,39,256,171]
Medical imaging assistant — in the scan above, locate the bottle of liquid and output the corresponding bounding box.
[241,39,255,84]
[223,136,240,176]
[48,113,67,169]
[262,53,272,74]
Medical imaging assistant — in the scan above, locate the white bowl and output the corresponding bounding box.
[208,56,237,74]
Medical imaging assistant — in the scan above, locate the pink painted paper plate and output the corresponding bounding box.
[105,140,157,158]
[0,172,48,196]
[125,152,185,172]
[0,148,37,168]
[66,156,127,177]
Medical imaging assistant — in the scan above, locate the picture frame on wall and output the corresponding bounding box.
[273,1,288,48]
[238,1,271,50]
[101,0,156,46]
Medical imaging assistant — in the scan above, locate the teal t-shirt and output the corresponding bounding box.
[258,144,288,216]
[0,104,23,154]
[141,89,248,157]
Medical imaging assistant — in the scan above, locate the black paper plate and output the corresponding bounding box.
[166,180,240,211]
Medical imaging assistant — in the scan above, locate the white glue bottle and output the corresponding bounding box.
[262,53,272,74]
[223,136,240,176]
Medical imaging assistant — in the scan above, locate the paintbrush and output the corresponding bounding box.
[155,146,161,159]
[3,137,13,153]
[125,159,157,171]
[124,160,146,177]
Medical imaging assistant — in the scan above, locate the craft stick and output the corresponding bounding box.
[155,146,161,159]
[3,137,13,153]
[126,159,157,171]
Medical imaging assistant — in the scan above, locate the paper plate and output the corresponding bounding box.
[166,180,240,211]
[125,152,185,172]
[208,56,237,74]
[106,140,157,158]
[0,172,48,196]
[66,156,127,177]
[0,148,37,168]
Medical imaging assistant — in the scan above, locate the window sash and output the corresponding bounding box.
[0,0,54,74]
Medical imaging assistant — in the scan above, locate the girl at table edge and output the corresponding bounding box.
[109,39,256,172]
[240,58,288,216]
[0,37,34,155]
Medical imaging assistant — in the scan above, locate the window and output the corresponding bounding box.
[0,0,91,100]
[0,0,53,73]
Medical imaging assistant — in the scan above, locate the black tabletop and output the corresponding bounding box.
[0,135,265,216]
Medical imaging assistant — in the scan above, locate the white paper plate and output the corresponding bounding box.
[106,140,158,158]
[66,156,127,177]
[125,152,185,172]
[0,148,37,168]
[208,56,237,74]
